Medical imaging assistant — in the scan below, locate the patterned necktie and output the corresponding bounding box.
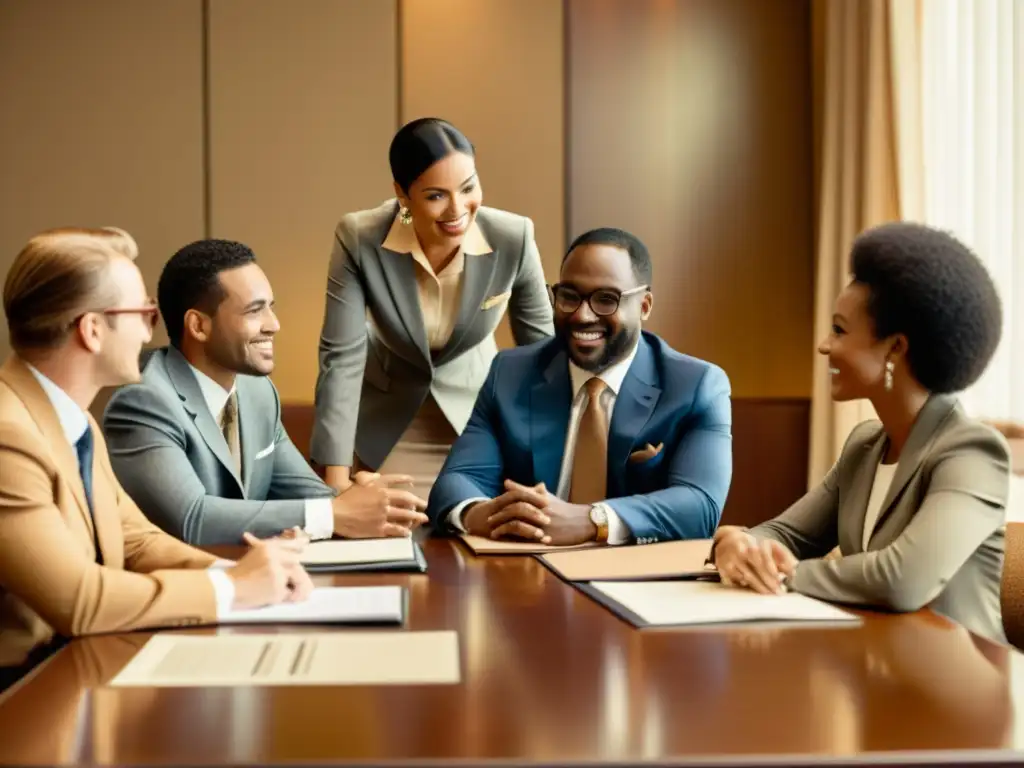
[220,391,242,478]
[74,429,103,564]
[570,377,609,504]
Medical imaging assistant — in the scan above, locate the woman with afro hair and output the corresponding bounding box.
[713,221,1009,643]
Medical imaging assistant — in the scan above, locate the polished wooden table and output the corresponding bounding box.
[1,538,1022,767]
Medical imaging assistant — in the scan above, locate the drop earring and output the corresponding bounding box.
[399,206,413,225]
[884,360,894,391]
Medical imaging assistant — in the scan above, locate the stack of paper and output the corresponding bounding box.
[299,538,426,573]
[108,630,460,687]
[219,586,407,626]
[539,539,715,581]
[584,580,860,628]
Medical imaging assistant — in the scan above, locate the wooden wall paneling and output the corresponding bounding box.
[0,0,206,360]
[207,0,398,401]
[567,0,815,399]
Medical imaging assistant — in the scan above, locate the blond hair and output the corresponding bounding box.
[3,226,140,352]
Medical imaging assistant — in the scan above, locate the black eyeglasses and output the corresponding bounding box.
[548,284,649,316]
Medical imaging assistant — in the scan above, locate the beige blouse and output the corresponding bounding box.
[862,461,898,548]
[380,212,493,350]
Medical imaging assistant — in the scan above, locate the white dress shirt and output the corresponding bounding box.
[862,461,898,549]
[25,364,236,617]
[187,363,335,539]
[450,342,640,545]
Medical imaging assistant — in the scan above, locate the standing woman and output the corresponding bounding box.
[312,118,554,502]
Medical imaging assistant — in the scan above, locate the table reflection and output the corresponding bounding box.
[708,613,1013,753]
[0,632,146,764]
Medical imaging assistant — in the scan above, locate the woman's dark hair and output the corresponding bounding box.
[389,118,475,193]
[850,221,1002,394]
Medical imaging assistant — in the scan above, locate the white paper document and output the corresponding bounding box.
[589,580,859,627]
[219,586,405,625]
[300,537,416,566]
[108,630,460,687]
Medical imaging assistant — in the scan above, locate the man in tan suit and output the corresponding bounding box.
[0,227,312,692]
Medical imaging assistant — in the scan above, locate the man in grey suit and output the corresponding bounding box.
[103,239,427,546]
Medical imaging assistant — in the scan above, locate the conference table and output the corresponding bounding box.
[1,538,1023,767]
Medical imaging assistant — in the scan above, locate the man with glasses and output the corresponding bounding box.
[102,239,427,546]
[0,227,313,692]
[428,227,733,546]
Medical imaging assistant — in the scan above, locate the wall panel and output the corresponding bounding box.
[568,0,815,398]
[208,0,398,401]
[0,0,205,359]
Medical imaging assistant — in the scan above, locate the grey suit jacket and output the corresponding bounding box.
[751,394,1010,643]
[102,346,336,546]
[310,199,555,470]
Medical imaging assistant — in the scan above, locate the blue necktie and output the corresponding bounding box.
[74,429,103,564]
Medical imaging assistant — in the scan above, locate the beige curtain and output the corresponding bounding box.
[807,0,921,484]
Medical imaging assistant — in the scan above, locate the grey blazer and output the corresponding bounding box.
[102,346,336,546]
[751,394,1010,643]
[310,199,554,469]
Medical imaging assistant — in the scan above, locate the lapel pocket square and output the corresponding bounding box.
[629,443,664,463]
[254,443,275,460]
[481,291,511,310]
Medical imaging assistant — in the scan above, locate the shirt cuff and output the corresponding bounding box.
[449,498,489,533]
[600,503,630,546]
[207,568,236,618]
[304,497,335,540]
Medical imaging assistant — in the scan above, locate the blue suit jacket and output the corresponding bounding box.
[427,331,733,542]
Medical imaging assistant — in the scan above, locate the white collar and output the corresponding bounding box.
[567,339,640,399]
[186,362,235,420]
[25,364,90,445]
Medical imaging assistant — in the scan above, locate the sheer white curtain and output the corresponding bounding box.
[920,0,1024,423]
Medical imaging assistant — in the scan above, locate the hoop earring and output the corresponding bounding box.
[399,207,413,225]
[884,360,895,391]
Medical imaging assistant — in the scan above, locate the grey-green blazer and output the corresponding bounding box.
[311,199,554,470]
[103,346,336,545]
[751,394,1010,643]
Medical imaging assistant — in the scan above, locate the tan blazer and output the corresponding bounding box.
[751,394,1010,643]
[0,356,218,668]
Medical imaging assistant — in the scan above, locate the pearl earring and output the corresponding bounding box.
[884,360,894,391]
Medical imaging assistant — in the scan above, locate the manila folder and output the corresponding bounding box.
[586,580,860,628]
[108,630,459,687]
